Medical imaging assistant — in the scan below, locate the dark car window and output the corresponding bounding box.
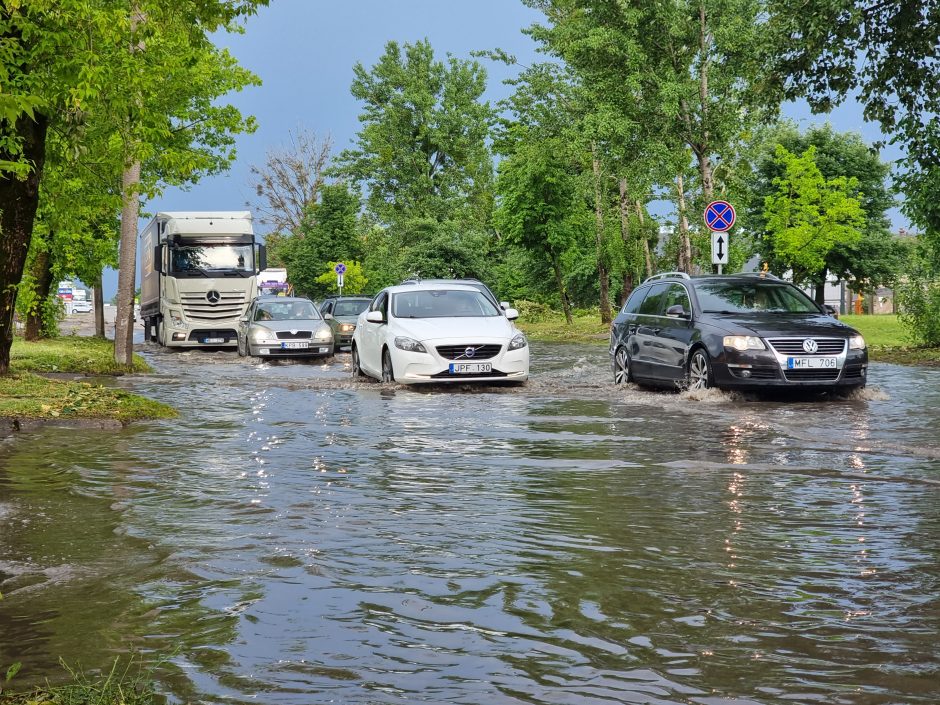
[370,292,388,318]
[637,283,669,315]
[256,300,320,321]
[662,284,692,313]
[621,287,648,315]
[695,281,820,314]
[321,301,332,315]
[334,300,370,317]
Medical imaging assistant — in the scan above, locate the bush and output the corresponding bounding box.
[512,299,553,322]
[896,278,940,346]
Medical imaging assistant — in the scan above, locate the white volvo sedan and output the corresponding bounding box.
[351,283,529,384]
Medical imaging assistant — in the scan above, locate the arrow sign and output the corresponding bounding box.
[704,200,736,232]
[711,231,729,266]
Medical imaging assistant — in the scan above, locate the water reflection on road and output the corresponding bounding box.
[1,343,939,704]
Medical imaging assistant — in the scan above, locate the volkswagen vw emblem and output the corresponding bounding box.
[464,346,476,358]
[206,290,221,304]
[802,338,819,354]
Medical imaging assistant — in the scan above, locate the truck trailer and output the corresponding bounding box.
[140,211,266,347]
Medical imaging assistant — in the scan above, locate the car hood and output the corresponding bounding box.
[252,319,329,332]
[332,315,360,324]
[393,316,515,341]
[704,312,858,338]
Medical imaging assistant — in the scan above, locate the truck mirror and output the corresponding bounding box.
[258,244,267,272]
[153,246,163,274]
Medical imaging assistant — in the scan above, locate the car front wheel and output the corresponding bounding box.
[381,349,395,383]
[613,346,632,385]
[687,349,714,391]
[351,345,364,378]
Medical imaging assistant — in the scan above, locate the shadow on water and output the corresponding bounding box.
[1,342,939,704]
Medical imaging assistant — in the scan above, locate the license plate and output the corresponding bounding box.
[449,362,492,374]
[281,341,309,349]
[203,337,225,344]
[787,356,837,369]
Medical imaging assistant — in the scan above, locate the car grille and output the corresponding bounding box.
[435,344,502,360]
[783,369,841,382]
[768,337,846,355]
[275,330,313,339]
[729,367,779,380]
[181,290,247,322]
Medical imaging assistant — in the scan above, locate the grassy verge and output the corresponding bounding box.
[840,314,940,366]
[0,658,160,705]
[11,336,151,374]
[516,309,940,365]
[1,337,176,423]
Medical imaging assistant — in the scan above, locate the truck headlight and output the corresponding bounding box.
[169,311,186,328]
[723,335,765,351]
[395,336,427,353]
[849,335,866,350]
[508,333,528,350]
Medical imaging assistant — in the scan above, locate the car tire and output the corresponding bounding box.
[381,348,395,383]
[687,348,714,391]
[237,335,246,357]
[351,345,364,378]
[613,346,633,385]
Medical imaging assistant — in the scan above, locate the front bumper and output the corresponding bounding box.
[712,346,868,390]
[249,340,333,358]
[390,342,529,384]
[168,327,238,347]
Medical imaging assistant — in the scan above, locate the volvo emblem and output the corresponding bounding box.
[206,290,221,304]
[464,346,476,358]
[802,338,819,354]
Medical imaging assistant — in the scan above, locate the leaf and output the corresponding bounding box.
[6,662,21,682]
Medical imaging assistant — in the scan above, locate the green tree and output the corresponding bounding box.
[316,261,368,296]
[339,39,494,229]
[763,145,865,289]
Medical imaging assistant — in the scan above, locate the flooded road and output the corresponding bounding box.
[1,343,939,704]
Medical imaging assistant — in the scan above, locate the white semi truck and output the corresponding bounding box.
[139,211,266,347]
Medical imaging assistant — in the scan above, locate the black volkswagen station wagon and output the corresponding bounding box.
[610,272,868,392]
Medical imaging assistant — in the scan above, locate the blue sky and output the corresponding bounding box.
[100,0,907,298]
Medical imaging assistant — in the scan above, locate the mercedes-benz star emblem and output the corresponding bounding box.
[206,290,221,304]
[464,346,476,358]
[803,338,819,354]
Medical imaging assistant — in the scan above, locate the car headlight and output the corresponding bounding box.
[508,333,528,350]
[340,323,355,333]
[315,325,332,340]
[250,327,271,342]
[723,335,765,351]
[849,335,866,350]
[395,336,427,353]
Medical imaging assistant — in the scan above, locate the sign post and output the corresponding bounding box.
[334,262,347,296]
[704,200,735,274]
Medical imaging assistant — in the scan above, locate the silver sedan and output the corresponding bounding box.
[237,296,334,358]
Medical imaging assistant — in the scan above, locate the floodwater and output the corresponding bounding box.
[1,343,938,704]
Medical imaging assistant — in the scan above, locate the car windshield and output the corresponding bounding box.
[255,301,320,321]
[333,300,370,317]
[695,281,820,314]
[392,289,500,318]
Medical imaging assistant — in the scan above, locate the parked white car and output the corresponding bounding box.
[351,283,529,384]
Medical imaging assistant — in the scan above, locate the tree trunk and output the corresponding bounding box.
[94,272,105,338]
[591,146,611,324]
[0,113,49,374]
[618,179,634,306]
[814,274,826,305]
[24,244,54,341]
[676,173,693,273]
[635,202,654,278]
[697,0,714,202]
[114,160,142,366]
[551,253,572,325]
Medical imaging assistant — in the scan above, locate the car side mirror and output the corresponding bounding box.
[500,301,511,310]
[504,308,519,321]
[366,311,384,323]
[324,313,334,320]
[665,304,690,319]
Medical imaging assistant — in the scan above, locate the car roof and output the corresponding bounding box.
[641,272,789,286]
[384,282,481,295]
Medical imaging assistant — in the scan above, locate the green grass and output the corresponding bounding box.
[516,310,610,345]
[0,657,160,705]
[0,337,175,423]
[10,336,151,374]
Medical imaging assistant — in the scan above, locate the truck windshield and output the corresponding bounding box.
[170,244,253,276]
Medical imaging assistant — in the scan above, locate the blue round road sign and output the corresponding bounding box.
[704,201,736,232]
[334,262,347,274]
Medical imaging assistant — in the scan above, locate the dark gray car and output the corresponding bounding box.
[319,296,371,352]
[610,273,868,392]
[237,296,334,359]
